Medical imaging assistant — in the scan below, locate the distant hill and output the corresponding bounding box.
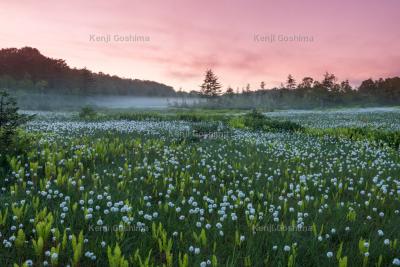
[0,47,176,96]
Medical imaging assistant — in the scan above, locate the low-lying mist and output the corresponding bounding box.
[86,96,200,109]
[12,91,201,111]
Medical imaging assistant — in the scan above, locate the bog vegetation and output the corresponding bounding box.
[0,98,399,266]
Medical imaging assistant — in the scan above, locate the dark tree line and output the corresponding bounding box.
[0,47,176,96]
[260,73,400,108]
[1,48,399,108]
[196,70,400,109]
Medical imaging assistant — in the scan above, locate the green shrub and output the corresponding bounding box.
[0,90,33,152]
[79,106,97,119]
[243,110,267,130]
[230,110,303,132]
[228,116,245,129]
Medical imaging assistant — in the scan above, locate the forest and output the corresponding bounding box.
[0,47,175,96]
[191,71,400,109]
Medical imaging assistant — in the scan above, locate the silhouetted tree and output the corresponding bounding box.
[298,77,314,88]
[286,74,296,89]
[260,81,266,90]
[245,83,251,93]
[200,69,222,97]
[358,78,376,95]
[225,87,234,95]
[340,80,352,93]
[321,72,337,91]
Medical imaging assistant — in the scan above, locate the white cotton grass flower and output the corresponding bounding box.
[326,252,333,258]
[284,245,290,252]
[393,258,400,266]
[384,239,390,245]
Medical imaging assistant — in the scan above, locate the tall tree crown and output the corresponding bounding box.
[200,69,222,97]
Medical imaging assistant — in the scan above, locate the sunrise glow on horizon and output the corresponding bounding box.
[1,0,399,91]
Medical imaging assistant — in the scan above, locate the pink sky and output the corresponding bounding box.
[1,0,399,91]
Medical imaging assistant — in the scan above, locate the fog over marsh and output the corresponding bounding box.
[13,91,201,110]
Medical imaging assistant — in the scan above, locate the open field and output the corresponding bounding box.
[1,108,400,266]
